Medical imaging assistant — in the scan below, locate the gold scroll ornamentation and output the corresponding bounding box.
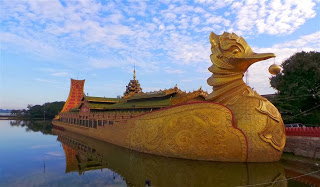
[126,102,248,162]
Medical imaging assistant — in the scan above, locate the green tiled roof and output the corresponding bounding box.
[88,97,172,110]
[85,96,120,103]
[126,90,177,100]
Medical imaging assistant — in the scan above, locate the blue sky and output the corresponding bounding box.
[1,0,320,109]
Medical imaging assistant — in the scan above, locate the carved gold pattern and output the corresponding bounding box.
[259,117,286,151]
[256,100,281,122]
[126,103,247,162]
[206,32,286,162]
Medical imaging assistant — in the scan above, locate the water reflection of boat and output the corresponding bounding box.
[282,158,320,186]
[53,129,287,187]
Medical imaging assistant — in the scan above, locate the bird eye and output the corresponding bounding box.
[232,49,239,54]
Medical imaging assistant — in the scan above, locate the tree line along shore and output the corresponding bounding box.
[4,101,65,120]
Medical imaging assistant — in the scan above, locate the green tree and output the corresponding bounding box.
[28,104,43,118]
[10,110,21,116]
[270,51,320,125]
[43,101,65,119]
[25,101,65,119]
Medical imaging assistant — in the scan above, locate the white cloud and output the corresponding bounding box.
[2,0,318,70]
[108,12,124,24]
[0,32,60,59]
[232,0,317,35]
[46,151,64,157]
[35,78,59,84]
[89,57,121,69]
[51,72,70,77]
[181,79,193,82]
[273,31,320,49]
[1,0,319,106]
[165,67,184,74]
[249,31,320,94]
[163,12,177,21]
[30,145,57,149]
[197,0,235,10]
[35,68,72,77]
[163,33,211,65]
[122,0,148,16]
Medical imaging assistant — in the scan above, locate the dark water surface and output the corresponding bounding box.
[0,120,319,187]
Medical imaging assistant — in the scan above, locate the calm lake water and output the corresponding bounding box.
[0,120,319,187]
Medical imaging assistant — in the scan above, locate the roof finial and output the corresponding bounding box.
[133,62,136,80]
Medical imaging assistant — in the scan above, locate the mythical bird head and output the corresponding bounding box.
[209,32,275,73]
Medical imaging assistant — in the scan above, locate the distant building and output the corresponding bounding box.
[123,67,142,97]
[261,94,277,100]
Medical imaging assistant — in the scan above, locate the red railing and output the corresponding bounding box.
[285,127,320,137]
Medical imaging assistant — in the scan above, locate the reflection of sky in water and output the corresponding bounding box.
[0,120,126,187]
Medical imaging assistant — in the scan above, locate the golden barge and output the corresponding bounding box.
[52,32,286,162]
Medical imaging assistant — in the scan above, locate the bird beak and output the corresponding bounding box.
[230,52,275,72]
[244,52,275,61]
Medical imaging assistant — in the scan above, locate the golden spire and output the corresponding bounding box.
[133,63,136,80]
[124,63,142,97]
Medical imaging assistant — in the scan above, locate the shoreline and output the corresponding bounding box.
[0,116,53,120]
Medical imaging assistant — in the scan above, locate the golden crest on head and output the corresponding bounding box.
[209,32,253,59]
[208,32,276,73]
[209,32,219,47]
[209,32,221,56]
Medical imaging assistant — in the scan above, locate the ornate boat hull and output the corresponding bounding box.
[53,100,284,162]
[53,101,252,162]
